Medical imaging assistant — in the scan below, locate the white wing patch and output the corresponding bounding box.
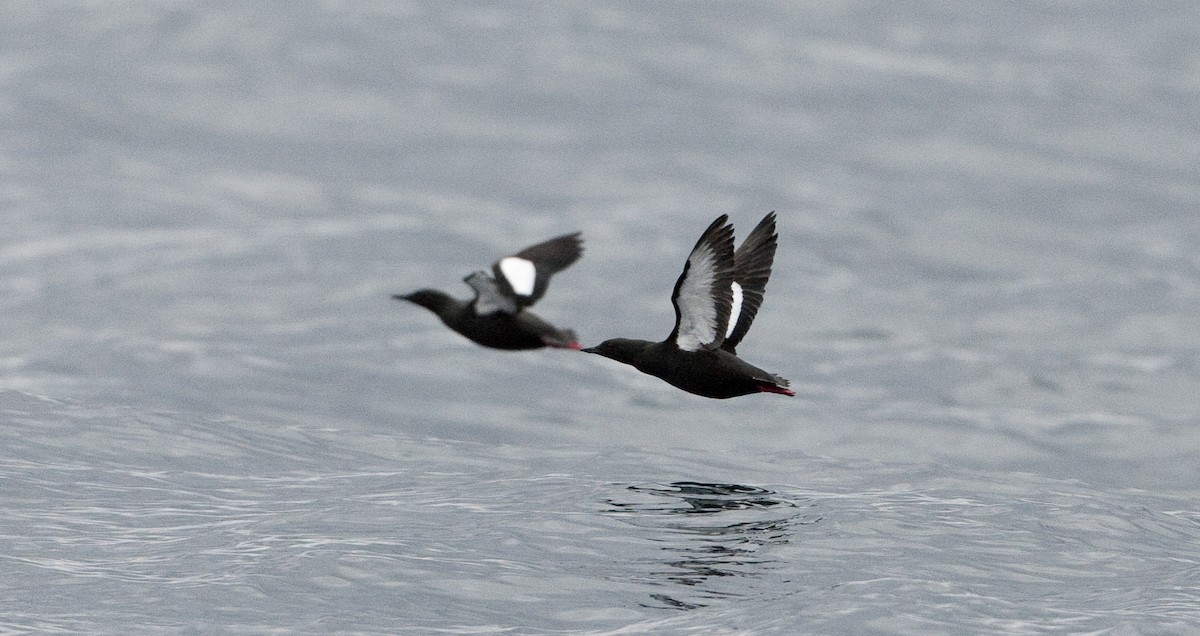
[725,281,743,338]
[674,243,724,352]
[498,257,536,297]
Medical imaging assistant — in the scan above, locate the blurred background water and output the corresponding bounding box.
[2,2,1199,633]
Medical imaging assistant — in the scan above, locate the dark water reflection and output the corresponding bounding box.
[607,481,821,610]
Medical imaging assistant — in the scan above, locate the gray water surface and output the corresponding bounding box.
[3,2,1200,634]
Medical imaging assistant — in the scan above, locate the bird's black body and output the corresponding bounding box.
[585,337,791,399]
[584,213,792,399]
[394,233,583,350]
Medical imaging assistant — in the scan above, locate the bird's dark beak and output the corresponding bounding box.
[580,346,598,354]
[392,293,411,302]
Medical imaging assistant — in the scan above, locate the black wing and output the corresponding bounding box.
[490,232,583,309]
[721,212,778,354]
[667,215,736,352]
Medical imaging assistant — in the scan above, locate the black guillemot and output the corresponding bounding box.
[394,232,583,350]
[583,213,793,398]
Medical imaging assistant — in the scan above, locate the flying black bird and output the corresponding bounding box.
[583,213,792,398]
[394,232,583,350]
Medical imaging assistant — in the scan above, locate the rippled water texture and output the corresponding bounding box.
[3,2,1200,634]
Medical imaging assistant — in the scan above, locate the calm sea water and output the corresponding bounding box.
[3,2,1200,634]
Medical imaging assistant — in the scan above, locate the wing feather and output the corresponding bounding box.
[491,232,583,308]
[668,215,736,351]
[721,212,777,353]
[463,271,518,315]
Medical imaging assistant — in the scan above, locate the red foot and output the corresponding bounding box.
[758,383,795,397]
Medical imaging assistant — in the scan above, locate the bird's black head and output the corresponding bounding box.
[393,289,457,315]
[581,338,647,366]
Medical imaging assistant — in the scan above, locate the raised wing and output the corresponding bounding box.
[463,270,518,315]
[668,215,736,352]
[721,212,778,354]
[491,232,583,309]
